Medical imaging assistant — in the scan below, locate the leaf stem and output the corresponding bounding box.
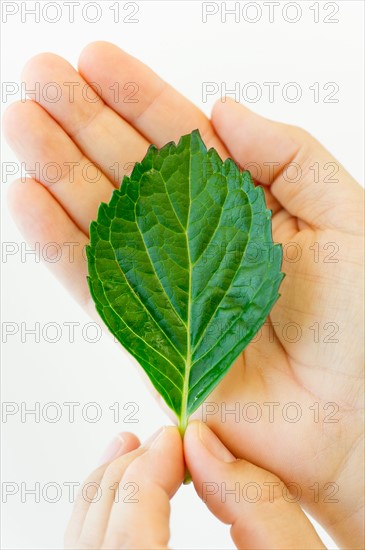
[177,416,192,485]
[178,415,188,437]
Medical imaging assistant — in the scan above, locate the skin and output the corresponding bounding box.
[64,425,327,550]
[3,41,364,549]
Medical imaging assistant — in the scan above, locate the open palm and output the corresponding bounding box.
[4,42,363,546]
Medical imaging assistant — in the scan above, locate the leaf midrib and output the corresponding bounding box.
[179,145,193,428]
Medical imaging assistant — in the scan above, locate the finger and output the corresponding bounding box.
[77,431,158,550]
[65,432,141,549]
[185,422,326,550]
[78,42,282,217]
[7,178,91,307]
[22,53,149,186]
[78,41,228,155]
[212,98,363,231]
[102,426,184,550]
[3,100,114,235]
[78,43,280,217]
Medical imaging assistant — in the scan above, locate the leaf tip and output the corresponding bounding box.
[190,128,207,153]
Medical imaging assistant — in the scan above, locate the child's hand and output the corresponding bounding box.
[4,42,363,547]
[64,427,184,549]
[66,423,329,549]
[185,421,327,550]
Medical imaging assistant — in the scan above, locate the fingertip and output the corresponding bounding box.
[185,421,235,464]
[3,100,44,147]
[148,425,183,455]
[211,98,230,132]
[163,424,183,443]
[122,426,185,497]
[211,97,252,126]
[102,426,182,550]
[78,41,121,72]
[119,431,141,448]
[183,419,200,448]
[6,178,42,231]
[21,52,67,83]
[97,431,140,466]
[211,98,300,187]
[2,100,26,143]
[211,97,225,120]
[6,178,22,204]
[80,40,116,55]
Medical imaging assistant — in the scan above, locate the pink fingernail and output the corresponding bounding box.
[142,427,164,448]
[198,422,236,463]
[98,434,125,465]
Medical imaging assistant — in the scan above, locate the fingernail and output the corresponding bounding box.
[198,422,236,463]
[149,426,166,449]
[98,434,125,465]
[142,426,164,449]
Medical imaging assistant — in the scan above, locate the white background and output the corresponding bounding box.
[1,1,364,549]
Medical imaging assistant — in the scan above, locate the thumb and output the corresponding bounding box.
[211,98,363,232]
[103,426,184,549]
[184,421,326,550]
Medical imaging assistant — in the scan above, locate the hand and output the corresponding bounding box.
[193,100,364,546]
[64,427,184,549]
[4,41,363,546]
[185,421,327,550]
[66,423,327,550]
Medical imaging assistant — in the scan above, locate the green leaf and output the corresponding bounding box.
[87,130,283,432]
